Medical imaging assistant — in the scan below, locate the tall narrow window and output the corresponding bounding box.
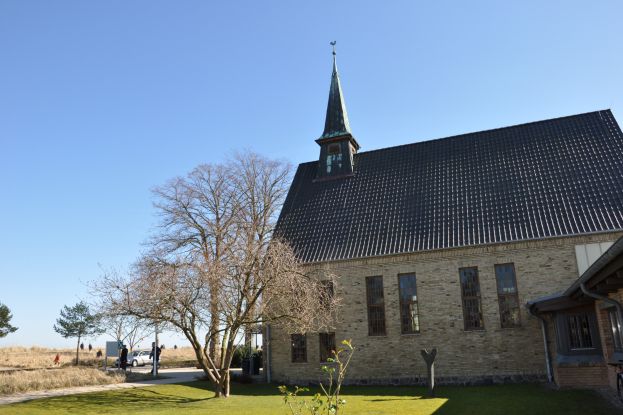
[398,273,420,334]
[567,314,594,350]
[608,308,623,353]
[319,332,336,362]
[319,280,334,310]
[495,263,521,328]
[459,267,484,330]
[291,334,307,363]
[326,144,342,173]
[366,276,386,336]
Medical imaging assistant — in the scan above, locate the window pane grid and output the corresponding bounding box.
[320,280,334,310]
[609,309,623,353]
[495,264,521,328]
[459,267,484,330]
[326,144,343,173]
[568,314,594,350]
[398,274,420,334]
[366,276,386,336]
[319,332,336,362]
[291,334,307,363]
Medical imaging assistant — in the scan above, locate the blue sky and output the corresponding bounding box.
[1,1,622,348]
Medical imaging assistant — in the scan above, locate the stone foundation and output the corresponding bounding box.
[277,373,546,387]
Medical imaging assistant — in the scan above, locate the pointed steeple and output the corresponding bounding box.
[320,43,352,140]
[315,42,360,180]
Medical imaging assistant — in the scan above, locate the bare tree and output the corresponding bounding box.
[94,153,339,398]
[149,162,237,363]
[102,313,153,351]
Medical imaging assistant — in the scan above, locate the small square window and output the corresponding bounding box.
[567,314,594,350]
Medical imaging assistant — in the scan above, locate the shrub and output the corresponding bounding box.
[280,339,354,415]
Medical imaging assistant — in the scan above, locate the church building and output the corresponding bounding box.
[267,50,623,389]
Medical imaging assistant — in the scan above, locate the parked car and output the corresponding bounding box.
[115,350,152,367]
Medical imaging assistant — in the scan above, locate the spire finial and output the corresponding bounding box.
[330,41,337,73]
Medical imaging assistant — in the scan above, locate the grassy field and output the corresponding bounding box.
[0,346,198,369]
[2,382,620,415]
[0,345,195,395]
[0,367,125,395]
[0,346,102,369]
[0,367,167,395]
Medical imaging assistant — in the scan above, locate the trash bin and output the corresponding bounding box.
[241,357,251,375]
[252,353,261,375]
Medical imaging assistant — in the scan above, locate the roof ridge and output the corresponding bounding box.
[296,109,612,167]
[354,109,611,157]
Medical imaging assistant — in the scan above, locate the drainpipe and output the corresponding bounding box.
[529,306,554,383]
[580,283,623,334]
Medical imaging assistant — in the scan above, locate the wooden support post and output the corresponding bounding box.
[421,348,437,397]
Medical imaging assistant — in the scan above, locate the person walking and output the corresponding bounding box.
[149,342,161,367]
[120,345,128,372]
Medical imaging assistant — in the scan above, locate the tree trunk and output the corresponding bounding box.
[214,369,230,398]
[225,370,230,396]
[208,273,221,367]
[75,336,81,366]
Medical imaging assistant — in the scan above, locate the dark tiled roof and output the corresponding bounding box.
[276,110,623,263]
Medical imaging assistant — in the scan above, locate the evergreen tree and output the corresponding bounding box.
[0,302,18,338]
[54,301,104,365]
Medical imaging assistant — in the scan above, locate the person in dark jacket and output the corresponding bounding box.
[120,345,128,371]
[150,342,161,367]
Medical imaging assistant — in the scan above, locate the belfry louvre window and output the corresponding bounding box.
[459,267,484,330]
[567,314,594,350]
[366,276,386,336]
[398,273,420,334]
[291,334,307,363]
[319,332,336,362]
[609,308,623,353]
[326,144,342,173]
[494,263,521,328]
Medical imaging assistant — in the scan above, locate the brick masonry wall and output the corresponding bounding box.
[547,301,610,389]
[595,289,623,390]
[269,232,623,385]
[554,365,609,388]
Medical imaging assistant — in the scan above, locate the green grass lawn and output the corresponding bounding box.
[2,381,620,415]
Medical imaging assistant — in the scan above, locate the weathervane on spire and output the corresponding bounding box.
[330,41,336,56]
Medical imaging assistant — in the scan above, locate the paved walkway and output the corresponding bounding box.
[0,368,205,405]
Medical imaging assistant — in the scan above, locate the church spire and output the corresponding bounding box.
[319,41,352,140]
[315,42,360,180]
